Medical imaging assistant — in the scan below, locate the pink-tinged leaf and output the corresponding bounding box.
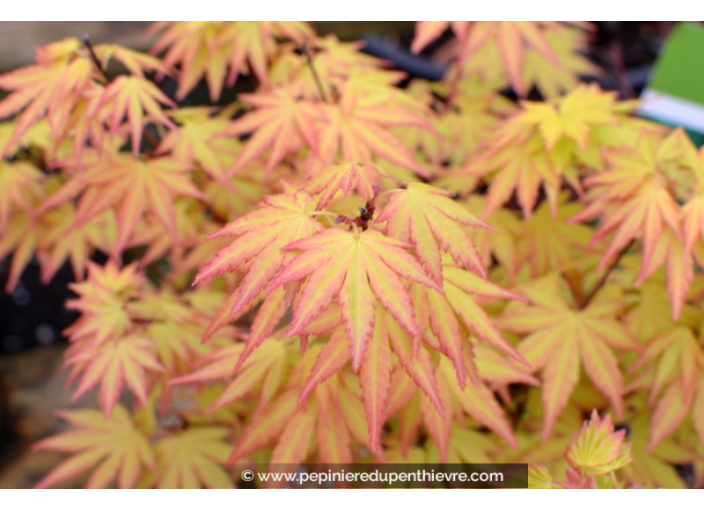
[411,21,450,53]
[579,336,624,419]
[218,89,319,177]
[445,280,527,366]
[270,229,435,363]
[234,288,287,371]
[648,382,689,452]
[316,406,353,464]
[229,390,299,464]
[360,306,392,454]
[376,182,491,284]
[298,332,351,404]
[419,375,452,461]
[441,360,517,448]
[268,407,316,481]
[388,314,444,416]
[426,287,469,389]
[541,337,580,441]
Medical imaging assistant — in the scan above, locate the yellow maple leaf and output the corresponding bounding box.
[565,409,633,476]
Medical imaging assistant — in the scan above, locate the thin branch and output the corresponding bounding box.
[142,130,160,152]
[580,239,636,309]
[81,34,110,83]
[302,44,329,103]
[564,270,585,309]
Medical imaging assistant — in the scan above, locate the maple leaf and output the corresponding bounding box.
[170,338,289,413]
[147,21,311,101]
[229,364,369,475]
[443,426,500,464]
[460,22,565,95]
[521,27,599,99]
[194,191,322,328]
[411,21,469,53]
[66,334,164,417]
[218,89,320,177]
[516,85,621,151]
[559,469,599,489]
[37,154,203,256]
[0,38,96,155]
[0,209,40,292]
[629,334,704,452]
[267,228,441,370]
[631,326,703,408]
[500,275,638,439]
[516,197,600,277]
[220,21,312,85]
[146,322,210,376]
[384,349,531,459]
[470,84,633,218]
[397,78,510,174]
[0,160,44,230]
[439,358,519,450]
[302,160,386,210]
[36,206,115,285]
[155,427,233,488]
[405,253,528,394]
[91,75,176,156]
[454,196,523,279]
[648,379,701,453]
[271,35,403,102]
[147,21,226,101]
[528,465,554,489]
[622,280,677,342]
[93,44,171,78]
[315,84,432,177]
[157,107,237,179]
[375,182,492,284]
[0,159,48,291]
[358,308,392,454]
[441,264,528,365]
[412,22,595,97]
[571,131,696,319]
[620,410,692,489]
[681,144,704,252]
[565,410,633,476]
[297,309,441,456]
[34,406,156,489]
[63,261,143,347]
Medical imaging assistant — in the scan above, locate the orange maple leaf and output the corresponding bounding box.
[571,131,696,319]
[376,182,492,284]
[267,228,441,370]
[38,155,203,256]
[147,21,312,101]
[316,84,432,177]
[194,191,323,318]
[229,358,373,478]
[218,89,320,177]
[91,75,176,156]
[0,39,95,155]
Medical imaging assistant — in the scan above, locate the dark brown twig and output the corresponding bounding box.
[580,239,636,309]
[81,34,109,83]
[302,44,329,103]
[142,130,160,152]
